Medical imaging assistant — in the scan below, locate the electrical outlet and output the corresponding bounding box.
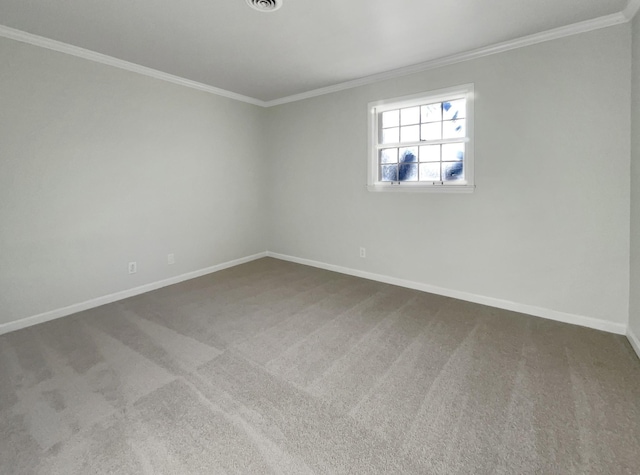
[167,253,175,265]
[128,261,137,274]
[360,247,366,258]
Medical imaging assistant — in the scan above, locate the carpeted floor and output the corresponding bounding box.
[1,257,639,474]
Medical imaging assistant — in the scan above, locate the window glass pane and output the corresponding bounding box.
[399,147,418,163]
[380,148,398,164]
[399,163,418,181]
[370,86,473,189]
[442,99,465,120]
[443,119,465,139]
[381,127,399,144]
[441,143,464,161]
[419,163,441,181]
[381,164,398,181]
[382,110,400,128]
[401,107,420,125]
[421,122,441,141]
[400,125,419,143]
[421,103,442,123]
[419,145,440,162]
[443,161,464,181]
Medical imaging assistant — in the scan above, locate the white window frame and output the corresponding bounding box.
[367,84,475,193]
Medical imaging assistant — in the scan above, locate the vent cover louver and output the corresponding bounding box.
[246,0,282,12]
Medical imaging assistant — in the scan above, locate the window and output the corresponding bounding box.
[367,84,474,192]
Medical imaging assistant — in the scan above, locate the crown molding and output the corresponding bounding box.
[264,12,627,107]
[0,10,631,109]
[624,0,640,20]
[0,25,267,107]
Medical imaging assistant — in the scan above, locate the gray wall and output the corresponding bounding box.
[267,25,631,327]
[631,13,640,340]
[1,23,635,332]
[0,37,267,325]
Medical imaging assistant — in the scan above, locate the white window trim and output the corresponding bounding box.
[367,83,475,193]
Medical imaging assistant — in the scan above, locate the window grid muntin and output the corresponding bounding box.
[368,84,474,191]
[377,141,466,183]
[376,97,467,184]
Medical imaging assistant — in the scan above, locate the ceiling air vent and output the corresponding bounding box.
[246,0,282,12]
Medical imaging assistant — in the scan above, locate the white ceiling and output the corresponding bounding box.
[0,0,633,102]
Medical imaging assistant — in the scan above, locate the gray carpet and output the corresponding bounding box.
[1,257,639,474]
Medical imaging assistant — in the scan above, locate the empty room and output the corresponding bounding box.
[1,0,640,473]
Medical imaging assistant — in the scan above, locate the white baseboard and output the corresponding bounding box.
[0,252,268,336]
[627,327,640,360]
[266,252,628,336]
[2,250,631,340]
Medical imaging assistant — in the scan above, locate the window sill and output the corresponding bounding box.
[367,184,475,193]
